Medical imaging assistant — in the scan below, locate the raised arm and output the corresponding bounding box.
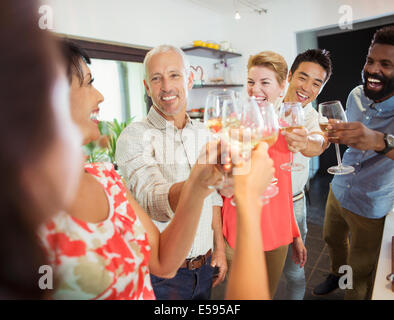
[282,106,327,157]
[123,141,224,278]
[225,142,274,300]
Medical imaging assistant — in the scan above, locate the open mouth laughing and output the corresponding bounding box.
[90,109,100,124]
[366,77,384,91]
[296,91,309,103]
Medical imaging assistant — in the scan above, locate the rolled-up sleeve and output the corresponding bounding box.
[116,123,175,222]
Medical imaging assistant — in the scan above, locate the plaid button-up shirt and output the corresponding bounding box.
[116,107,223,258]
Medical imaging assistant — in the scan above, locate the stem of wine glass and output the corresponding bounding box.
[335,143,342,168]
[290,151,294,167]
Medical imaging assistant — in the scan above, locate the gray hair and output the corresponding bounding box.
[143,44,191,82]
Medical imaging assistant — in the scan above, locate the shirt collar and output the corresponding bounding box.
[147,106,194,130]
[361,86,394,116]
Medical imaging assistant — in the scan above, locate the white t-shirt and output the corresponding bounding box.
[274,99,322,196]
[292,103,321,195]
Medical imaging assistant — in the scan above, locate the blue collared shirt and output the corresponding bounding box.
[331,85,394,219]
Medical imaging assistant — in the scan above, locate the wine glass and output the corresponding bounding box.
[204,89,237,188]
[278,102,305,172]
[318,100,355,175]
[224,96,270,206]
[258,102,279,200]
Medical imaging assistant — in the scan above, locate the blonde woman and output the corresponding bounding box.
[222,51,306,298]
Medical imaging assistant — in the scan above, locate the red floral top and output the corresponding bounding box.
[39,162,155,300]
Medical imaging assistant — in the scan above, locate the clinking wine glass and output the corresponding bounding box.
[278,102,305,172]
[225,96,270,206]
[258,101,279,200]
[318,100,355,175]
[204,89,237,189]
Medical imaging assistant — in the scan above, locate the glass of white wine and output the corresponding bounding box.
[259,101,279,199]
[278,102,305,172]
[224,96,270,206]
[204,89,237,189]
[318,100,355,175]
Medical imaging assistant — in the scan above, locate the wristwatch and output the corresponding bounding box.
[376,133,394,154]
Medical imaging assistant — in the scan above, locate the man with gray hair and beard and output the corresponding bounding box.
[116,44,227,300]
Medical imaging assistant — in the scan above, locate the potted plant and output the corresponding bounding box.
[83,118,133,170]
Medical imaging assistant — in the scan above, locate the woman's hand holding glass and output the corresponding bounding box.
[233,142,275,208]
[222,96,275,206]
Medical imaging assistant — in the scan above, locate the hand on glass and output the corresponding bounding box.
[233,142,275,208]
[282,127,309,154]
[190,140,225,193]
[318,100,354,175]
[326,120,385,151]
[278,102,305,172]
[204,89,238,188]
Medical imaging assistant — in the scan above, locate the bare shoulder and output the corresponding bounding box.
[68,172,110,223]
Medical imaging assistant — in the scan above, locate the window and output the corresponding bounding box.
[62,36,151,122]
[89,59,147,122]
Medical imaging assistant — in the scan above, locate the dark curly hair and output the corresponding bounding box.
[370,25,394,47]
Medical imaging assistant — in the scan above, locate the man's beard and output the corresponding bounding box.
[362,70,394,101]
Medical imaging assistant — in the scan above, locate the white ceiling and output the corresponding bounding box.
[187,0,275,15]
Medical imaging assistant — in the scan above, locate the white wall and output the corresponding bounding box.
[223,0,394,84]
[41,0,232,111]
[41,0,227,48]
[41,0,394,110]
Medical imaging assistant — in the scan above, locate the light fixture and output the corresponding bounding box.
[238,0,268,15]
[234,10,241,20]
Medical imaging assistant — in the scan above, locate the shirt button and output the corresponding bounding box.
[356,162,360,166]
[347,184,351,188]
[366,116,370,120]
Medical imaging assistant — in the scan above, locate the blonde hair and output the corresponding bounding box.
[247,51,288,84]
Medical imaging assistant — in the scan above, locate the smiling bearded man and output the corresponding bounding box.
[313,26,394,300]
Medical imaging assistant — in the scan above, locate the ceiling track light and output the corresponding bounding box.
[235,10,241,20]
[238,0,268,15]
[254,8,267,15]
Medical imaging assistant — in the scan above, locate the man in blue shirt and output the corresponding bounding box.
[313,26,394,300]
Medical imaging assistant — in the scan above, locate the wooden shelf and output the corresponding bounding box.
[183,46,242,60]
[193,84,243,89]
